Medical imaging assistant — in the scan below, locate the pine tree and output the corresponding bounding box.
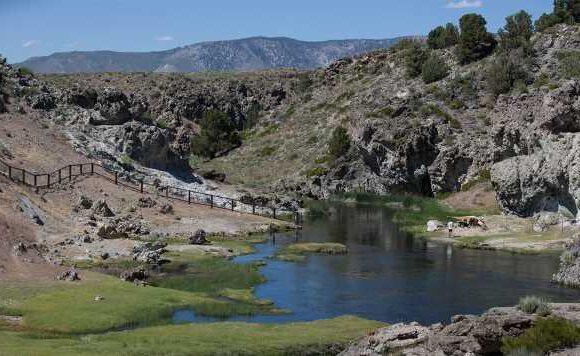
[456,14,497,64]
[498,11,533,52]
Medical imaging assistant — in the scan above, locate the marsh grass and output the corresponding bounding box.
[0,316,384,356]
[274,243,348,262]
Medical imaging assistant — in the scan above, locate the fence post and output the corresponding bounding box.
[34,174,37,186]
[22,170,25,185]
[252,202,255,215]
[140,180,144,194]
[166,187,169,198]
[58,169,62,184]
[80,164,83,175]
[210,195,214,209]
[91,163,94,175]
[8,166,11,180]
[273,208,276,219]
[68,165,72,181]
[188,191,191,204]
[114,171,118,185]
[231,199,234,211]
[47,174,51,188]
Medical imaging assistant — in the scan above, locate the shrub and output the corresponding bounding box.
[17,67,34,77]
[557,50,580,78]
[456,13,497,64]
[328,126,351,160]
[517,296,551,315]
[502,318,580,354]
[190,110,241,159]
[486,51,529,96]
[427,23,459,49]
[560,250,576,266]
[403,42,429,79]
[421,54,449,84]
[420,104,462,129]
[366,107,395,118]
[258,146,276,157]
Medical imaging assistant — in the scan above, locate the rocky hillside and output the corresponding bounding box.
[16,37,403,73]
[4,24,580,218]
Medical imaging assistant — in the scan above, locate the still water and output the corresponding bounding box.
[175,205,580,325]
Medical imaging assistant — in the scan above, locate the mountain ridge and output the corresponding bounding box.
[16,36,408,74]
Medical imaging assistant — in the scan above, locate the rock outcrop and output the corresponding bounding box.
[341,307,537,356]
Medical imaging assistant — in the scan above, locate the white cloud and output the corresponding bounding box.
[445,0,483,9]
[22,40,40,48]
[154,35,175,42]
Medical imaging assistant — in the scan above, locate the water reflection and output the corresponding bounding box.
[174,205,580,325]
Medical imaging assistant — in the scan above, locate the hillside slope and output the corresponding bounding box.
[16,37,403,73]
[4,25,580,218]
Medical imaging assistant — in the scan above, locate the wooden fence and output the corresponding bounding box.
[0,159,292,221]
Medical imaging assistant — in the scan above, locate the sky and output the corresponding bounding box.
[1,0,553,63]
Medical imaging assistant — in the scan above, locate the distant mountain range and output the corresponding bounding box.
[16,36,406,74]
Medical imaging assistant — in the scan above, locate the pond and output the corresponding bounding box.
[174,204,580,325]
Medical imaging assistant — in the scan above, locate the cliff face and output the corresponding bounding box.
[4,25,580,217]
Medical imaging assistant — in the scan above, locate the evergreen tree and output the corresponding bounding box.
[498,11,533,52]
[421,54,450,84]
[190,110,241,159]
[404,42,429,78]
[328,127,351,160]
[456,14,497,64]
[427,23,459,49]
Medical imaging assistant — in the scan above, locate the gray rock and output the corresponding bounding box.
[159,203,173,214]
[120,267,148,282]
[92,199,115,217]
[28,93,56,110]
[97,223,129,240]
[189,229,208,245]
[339,323,431,356]
[15,195,45,225]
[56,268,80,281]
[132,242,167,265]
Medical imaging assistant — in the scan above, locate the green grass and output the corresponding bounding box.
[517,296,551,316]
[17,275,229,334]
[275,243,348,262]
[150,255,265,296]
[0,316,384,356]
[502,318,580,355]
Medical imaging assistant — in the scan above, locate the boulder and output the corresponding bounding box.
[91,88,133,125]
[427,220,443,232]
[92,199,115,217]
[159,203,173,214]
[97,223,129,240]
[76,195,93,210]
[189,229,209,245]
[137,197,157,208]
[132,242,167,265]
[339,323,431,356]
[28,93,56,110]
[56,268,80,281]
[120,267,148,282]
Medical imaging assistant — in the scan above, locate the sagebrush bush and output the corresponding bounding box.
[517,296,551,315]
[502,318,580,354]
[421,54,449,84]
[486,51,529,96]
[557,50,580,79]
[328,126,351,160]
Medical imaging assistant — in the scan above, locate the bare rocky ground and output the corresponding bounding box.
[0,110,288,282]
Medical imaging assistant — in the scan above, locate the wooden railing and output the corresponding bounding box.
[0,159,293,221]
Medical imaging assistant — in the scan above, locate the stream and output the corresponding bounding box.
[174,204,580,325]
